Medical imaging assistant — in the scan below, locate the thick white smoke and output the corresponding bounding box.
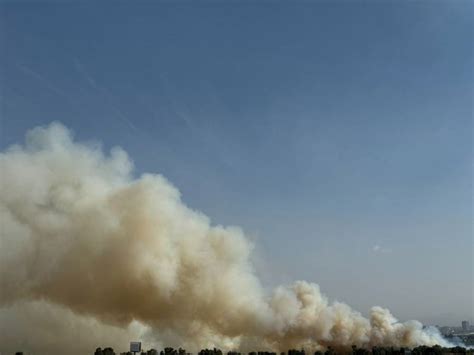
[0,123,450,354]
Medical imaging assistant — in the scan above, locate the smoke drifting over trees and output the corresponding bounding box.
[0,123,452,354]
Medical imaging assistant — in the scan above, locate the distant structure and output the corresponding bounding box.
[462,321,470,331]
[130,342,142,354]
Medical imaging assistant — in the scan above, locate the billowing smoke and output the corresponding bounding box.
[0,123,450,354]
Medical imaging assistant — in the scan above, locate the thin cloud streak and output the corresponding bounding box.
[73,58,139,132]
[16,64,70,101]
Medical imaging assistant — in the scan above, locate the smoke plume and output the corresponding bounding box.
[0,123,450,354]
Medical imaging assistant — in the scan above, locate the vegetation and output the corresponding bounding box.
[85,345,474,355]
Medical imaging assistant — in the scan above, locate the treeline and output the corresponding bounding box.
[86,345,474,355]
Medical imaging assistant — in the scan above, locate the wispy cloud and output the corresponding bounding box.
[16,64,70,101]
[73,58,138,132]
[371,244,392,254]
[159,73,236,171]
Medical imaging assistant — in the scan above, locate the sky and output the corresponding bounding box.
[1,1,472,326]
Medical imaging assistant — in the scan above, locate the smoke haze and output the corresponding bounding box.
[0,123,450,354]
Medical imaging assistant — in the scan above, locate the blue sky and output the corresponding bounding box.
[1,1,472,325]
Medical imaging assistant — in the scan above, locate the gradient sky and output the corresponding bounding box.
[1,1,472,326]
